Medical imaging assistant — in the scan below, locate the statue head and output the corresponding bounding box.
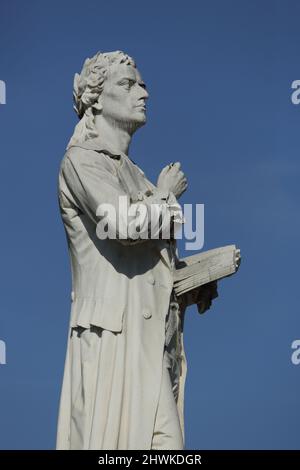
[67,51,148,148]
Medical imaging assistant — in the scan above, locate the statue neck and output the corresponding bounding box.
[94,114,132,155]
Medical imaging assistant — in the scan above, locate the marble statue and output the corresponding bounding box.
[56,50,240,450]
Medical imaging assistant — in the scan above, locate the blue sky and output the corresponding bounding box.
[0,0,299,449]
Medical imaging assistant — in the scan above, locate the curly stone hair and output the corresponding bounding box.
[67,50,136,149]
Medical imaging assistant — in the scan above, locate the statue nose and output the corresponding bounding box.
[139,87,149,100]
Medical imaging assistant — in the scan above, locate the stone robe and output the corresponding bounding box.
[56,137,187,450]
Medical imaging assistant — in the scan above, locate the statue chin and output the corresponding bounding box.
[102,114,146,135]
[117,117,146,136]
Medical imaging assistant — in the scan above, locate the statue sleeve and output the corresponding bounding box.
[59,149,183,245]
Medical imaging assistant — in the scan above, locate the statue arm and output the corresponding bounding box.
[60,150,183,245]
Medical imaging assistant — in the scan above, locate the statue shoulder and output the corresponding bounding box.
[62,146,116,176]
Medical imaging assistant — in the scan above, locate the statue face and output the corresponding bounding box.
[98,63,149,132]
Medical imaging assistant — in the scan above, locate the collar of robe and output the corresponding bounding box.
[68,137,126,160]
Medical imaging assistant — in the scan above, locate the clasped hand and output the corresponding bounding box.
[157,162,188,199]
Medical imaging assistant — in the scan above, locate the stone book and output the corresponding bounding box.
[174,245,240,297]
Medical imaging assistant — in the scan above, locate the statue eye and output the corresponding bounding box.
[119,79,136,91]
[125,80,135,89]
